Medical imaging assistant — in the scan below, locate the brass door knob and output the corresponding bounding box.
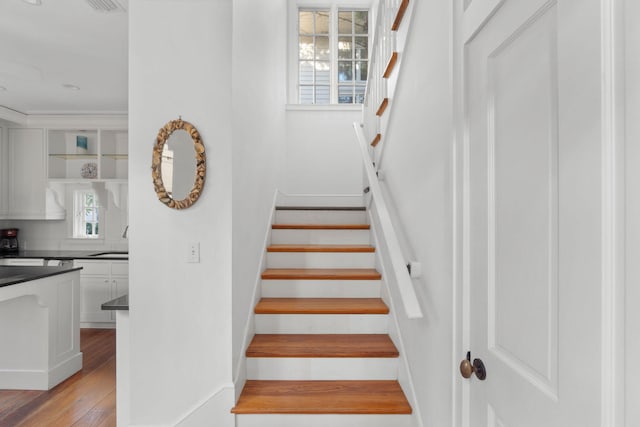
[460,352,474,378]
[459,351,487,380]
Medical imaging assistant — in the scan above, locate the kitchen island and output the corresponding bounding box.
[0,265,83,390]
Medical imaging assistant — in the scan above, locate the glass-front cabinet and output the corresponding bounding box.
[48,129,128,181]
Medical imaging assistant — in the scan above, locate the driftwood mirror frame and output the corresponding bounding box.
[151,118,206,209]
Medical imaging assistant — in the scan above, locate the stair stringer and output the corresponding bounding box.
[173,383,235,427]
[233,189,279,402]
[367,209,425,427]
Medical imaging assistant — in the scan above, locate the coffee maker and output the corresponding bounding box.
[0,228,19,253]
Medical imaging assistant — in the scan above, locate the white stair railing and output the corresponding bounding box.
[355,0,420,319]
[353,123,422,319]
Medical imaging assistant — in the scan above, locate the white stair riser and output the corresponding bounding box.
[271,229,371,245]
[275,210,367,225]
[236,414,413,427]
[255,314,388,334]
[246,357,398,380]
[266,252,375,269]
[261,280,381,298]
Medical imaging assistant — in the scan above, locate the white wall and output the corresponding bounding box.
[129,0,234,425]
[374,0,454,426]
[231,0,287,384]
[625,0,640,424]
[284,108,364,195]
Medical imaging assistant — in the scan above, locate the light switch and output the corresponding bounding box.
[188,242,200,263]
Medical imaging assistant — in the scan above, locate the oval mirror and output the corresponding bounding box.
[151,118,206,209]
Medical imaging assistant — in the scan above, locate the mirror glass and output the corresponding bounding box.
[151,118,206,209]
[161,129,196,201]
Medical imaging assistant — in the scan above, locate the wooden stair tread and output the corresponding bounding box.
[267,244,375,253]
[246,334,398,358]
[391,0,410,31]
[383,52,398,78]
[371,133,381,147]
[255,298,389,314]
[272,224,370,230]
[231,380,412,414]
[262,268,381,280]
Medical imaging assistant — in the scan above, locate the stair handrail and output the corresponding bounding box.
[353,122,423,319]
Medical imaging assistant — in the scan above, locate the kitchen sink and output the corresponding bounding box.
[88,252,129,258]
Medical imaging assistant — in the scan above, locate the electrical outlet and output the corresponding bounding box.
[187,242,200,263]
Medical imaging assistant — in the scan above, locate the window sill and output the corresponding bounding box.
[286,104,363,112]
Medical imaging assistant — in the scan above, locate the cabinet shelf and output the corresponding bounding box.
[101,154,128,160]
[49,154,98,160]
[48,129,128,181]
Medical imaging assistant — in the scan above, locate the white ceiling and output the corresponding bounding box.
[0,0,128,116]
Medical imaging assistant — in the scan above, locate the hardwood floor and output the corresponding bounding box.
[0,329,116,427]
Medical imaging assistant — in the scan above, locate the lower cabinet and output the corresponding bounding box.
[74,259,128,328]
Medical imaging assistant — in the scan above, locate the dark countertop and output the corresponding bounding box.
[0,265,83,288]
[0,250,128,261]
[101,294,129,311]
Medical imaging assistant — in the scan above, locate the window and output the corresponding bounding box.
[73,189,99,238]
[291,1,370,105]
[337,10,368,104]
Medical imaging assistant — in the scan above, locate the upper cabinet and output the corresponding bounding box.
[48,129,128,181]
[1,123,128,220]
[6,128,63,220]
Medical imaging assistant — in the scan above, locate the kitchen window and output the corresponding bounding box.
[73,189,99,239]
[289,0,371,105]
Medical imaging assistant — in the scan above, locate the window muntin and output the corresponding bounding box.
[295,5,369,105]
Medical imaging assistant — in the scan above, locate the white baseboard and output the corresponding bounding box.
[81,322,115,329]
[0,351,82,390]
[48,351,83,389]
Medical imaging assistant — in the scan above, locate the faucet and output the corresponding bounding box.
[122,225,129,239]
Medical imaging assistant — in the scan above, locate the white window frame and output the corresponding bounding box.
[70,186,102,240]
[287,0,374,106]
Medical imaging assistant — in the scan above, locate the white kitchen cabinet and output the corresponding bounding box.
[80,276,113,323]
[74,259,129,328]
[5,128,64,220]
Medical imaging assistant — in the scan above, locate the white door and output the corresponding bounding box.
[463,0,614,425]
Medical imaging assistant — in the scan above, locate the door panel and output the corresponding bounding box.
[464,0,604,425]
[488,4,558,397]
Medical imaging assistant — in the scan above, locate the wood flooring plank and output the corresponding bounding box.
[231,380,412,414]
[0,329,116,427]
[267,245,375,253]
[16,357,116,427]
[246,334,399,358]
[70,390,116,427]
[255,298,389,314]
[261,268,381,280]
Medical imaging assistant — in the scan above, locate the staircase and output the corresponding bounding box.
[232,206,413,427]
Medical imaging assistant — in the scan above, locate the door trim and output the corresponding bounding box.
[599,0,626,425]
